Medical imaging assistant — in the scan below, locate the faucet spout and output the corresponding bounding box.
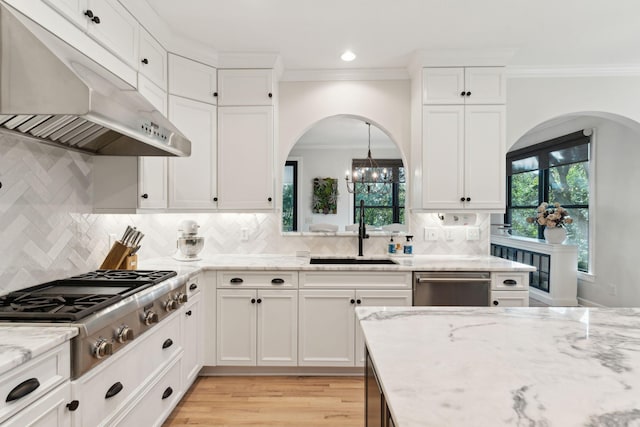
[358,199,369,256]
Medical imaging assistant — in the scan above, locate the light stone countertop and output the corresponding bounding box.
[139,254,535,274]
[356,306,640,427]
[0,326,78,376]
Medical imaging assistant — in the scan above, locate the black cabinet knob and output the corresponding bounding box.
[257,298,262,304]
[213,197,218,202]
[213,92,218,97]
[267,197,272,202]
[0,181,2,189]
[84,9,94,18]
[90,15,100,24]
[460,91,466,96]
[141,58,149,65]
[141,193,149,199]
[356,299,362,304]
[493,300,499,306]
[251,298,256,304]
[268,93,273,98]
[460,197,465,202]
[66,400,80,411]
[185,310,192,316]
[350,299,356,304]
[466,197,471,202]
[466,91,471,96]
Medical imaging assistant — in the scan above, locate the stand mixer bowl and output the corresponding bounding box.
[177,236,204,258]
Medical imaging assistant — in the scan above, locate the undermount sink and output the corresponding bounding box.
[309,257,398,265]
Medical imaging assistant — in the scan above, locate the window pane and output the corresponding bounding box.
[355,184,392,205]
[549,144,589,167]
[355,208,393,227]
[565,207,589,272]
[509,208,538,238]
[511,156,538,173]
[282,164,295,232]
[510,171,539,207]
[549,162,589,205]
[398,183,406,205]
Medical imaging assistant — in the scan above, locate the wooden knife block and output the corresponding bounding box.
[118,254,138,270]
[100,241,131,270]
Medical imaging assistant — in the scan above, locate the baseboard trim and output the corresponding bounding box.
[576,297,607,307]
[200,365,364,376]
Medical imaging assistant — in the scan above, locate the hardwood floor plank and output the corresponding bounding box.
[163,376,364,427]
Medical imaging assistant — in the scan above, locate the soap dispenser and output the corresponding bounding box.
[388,236,396,254]
[403,235,414,255]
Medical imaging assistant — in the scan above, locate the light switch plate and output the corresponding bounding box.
[424,227,438,241]
[466,226,480,240]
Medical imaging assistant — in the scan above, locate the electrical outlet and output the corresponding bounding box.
[240,228,249,241]
[424,227,438,241]
[466,226,480,241]
[445,229,455,241]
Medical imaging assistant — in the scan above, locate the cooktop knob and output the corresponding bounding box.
[143,311,159,325]
[93,338,113,359]
[164,299,178,312]
[176,293,188,304]
[116,326,134,343]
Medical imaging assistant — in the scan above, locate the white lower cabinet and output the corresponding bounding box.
[3,382,71,427]
[490,272,530,307]
[490,290,530,307]
[298,289,412,367]
[217,289,297,366]
[182,289,203,387]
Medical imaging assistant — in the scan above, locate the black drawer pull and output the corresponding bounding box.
[185,310,192,316]
[271,278,285,285]
[503,279,518,286]
[6,378,40,402]
[162,338,173,349]
[66,400,80,411]
[162,387,173,400]
[105,382,123,399]
[230,278,243,284]
[493,300,499,306]
[189,283,198,291]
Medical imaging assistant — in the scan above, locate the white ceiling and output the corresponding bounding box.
[146,0,640,70]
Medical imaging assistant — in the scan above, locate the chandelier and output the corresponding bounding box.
[345,122,395,194]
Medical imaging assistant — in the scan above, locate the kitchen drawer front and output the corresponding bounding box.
[492,273,529,291]
[217,271,298,289]
[112,354,182,427]
[186,274,201,298]
[3,381,71,427]
[490,290,530,307]
[72,311,182,427]
[299,271,412,289]
[0,343,70,424]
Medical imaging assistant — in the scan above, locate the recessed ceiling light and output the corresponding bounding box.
[341,50,356,62]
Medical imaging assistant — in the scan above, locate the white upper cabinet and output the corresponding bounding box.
[138,157,167,209]
[422,67,505,105]
[168,95,218,209]
[137,74,167,115]
[139,27,167,89]
[42,0,88,29]
[168,54,218,105]
[217,69,274,106]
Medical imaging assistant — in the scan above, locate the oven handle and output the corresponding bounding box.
[6,378,40,402]
[105,382,123,399]
[416,277,491,283]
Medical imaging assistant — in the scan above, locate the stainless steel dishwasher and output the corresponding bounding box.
[413,272,491,306]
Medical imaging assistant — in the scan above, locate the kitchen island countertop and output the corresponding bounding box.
[0,326,78,376]
[356,306,640,426]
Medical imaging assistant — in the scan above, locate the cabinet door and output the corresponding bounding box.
[85,0,139,67]
[218,69,273,106]
[354,290,412,366]
[422,67,465,105]
[464,105,505,210]
[298,290,355,367]
[217,106,274,210]
[421,105,465,209]
[168,54,217,105]
[168,96,217,209]
[257,290,298,366]
[182,291,203,386]
[464,67,506,104]
[490,290,529,307]
[139,27,167,89]
[42,0,87,29]
[138,157,167,209]
[216,289,257,365]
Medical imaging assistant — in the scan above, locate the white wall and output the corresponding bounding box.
[507,74,640,307]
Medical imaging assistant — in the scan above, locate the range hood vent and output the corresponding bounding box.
[0,3,190,156]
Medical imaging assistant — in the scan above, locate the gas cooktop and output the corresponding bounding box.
[0,270,177,321]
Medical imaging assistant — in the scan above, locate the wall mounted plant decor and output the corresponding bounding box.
[312,177,338,214]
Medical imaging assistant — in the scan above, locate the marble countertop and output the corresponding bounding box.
[140,254,535,273]
[356,307,640,427]
[0,326,78,376]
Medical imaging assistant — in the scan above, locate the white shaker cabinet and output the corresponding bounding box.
[421,104,505,211]
[217,69,274,106]
[182,287,204,386]
[422,67,506,105]
[217,106,274,210]
[84,0,139,68]
[168,54,217,105]
[42,0,88,29]
[216,289,297,366]
[139,27,167,90]
[138,157,167,209]
[168,95,218,209]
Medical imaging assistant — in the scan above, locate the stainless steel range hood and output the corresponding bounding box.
[0,2,190,156]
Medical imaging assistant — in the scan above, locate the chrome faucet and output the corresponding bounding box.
[358,199,369,256]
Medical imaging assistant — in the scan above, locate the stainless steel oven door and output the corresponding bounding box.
[413,272,491,306]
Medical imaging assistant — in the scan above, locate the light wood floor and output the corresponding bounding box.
[163,376,365,427]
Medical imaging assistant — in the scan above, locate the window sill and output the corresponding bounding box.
[577,271,595,283]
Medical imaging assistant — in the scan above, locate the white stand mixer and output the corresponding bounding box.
[173,220,204,261]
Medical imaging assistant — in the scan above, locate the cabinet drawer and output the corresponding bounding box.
[217,271,298,288]
[186,274,201,298]
[492,273,528,291]
[72,312,182,427]
[299,271,411,289]
[490,290,530,307]
[3,381,71,427]
[0,343,70,424]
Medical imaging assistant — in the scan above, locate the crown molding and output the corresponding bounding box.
[506,64,640,78]
[408,48,517,74]
[281,68,409,82]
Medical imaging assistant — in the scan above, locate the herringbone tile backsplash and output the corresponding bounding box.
[0,133,489,293]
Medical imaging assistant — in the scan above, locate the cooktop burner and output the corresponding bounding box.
[0,269,177,321]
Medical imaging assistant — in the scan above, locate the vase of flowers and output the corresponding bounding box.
[526,202,573,244]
